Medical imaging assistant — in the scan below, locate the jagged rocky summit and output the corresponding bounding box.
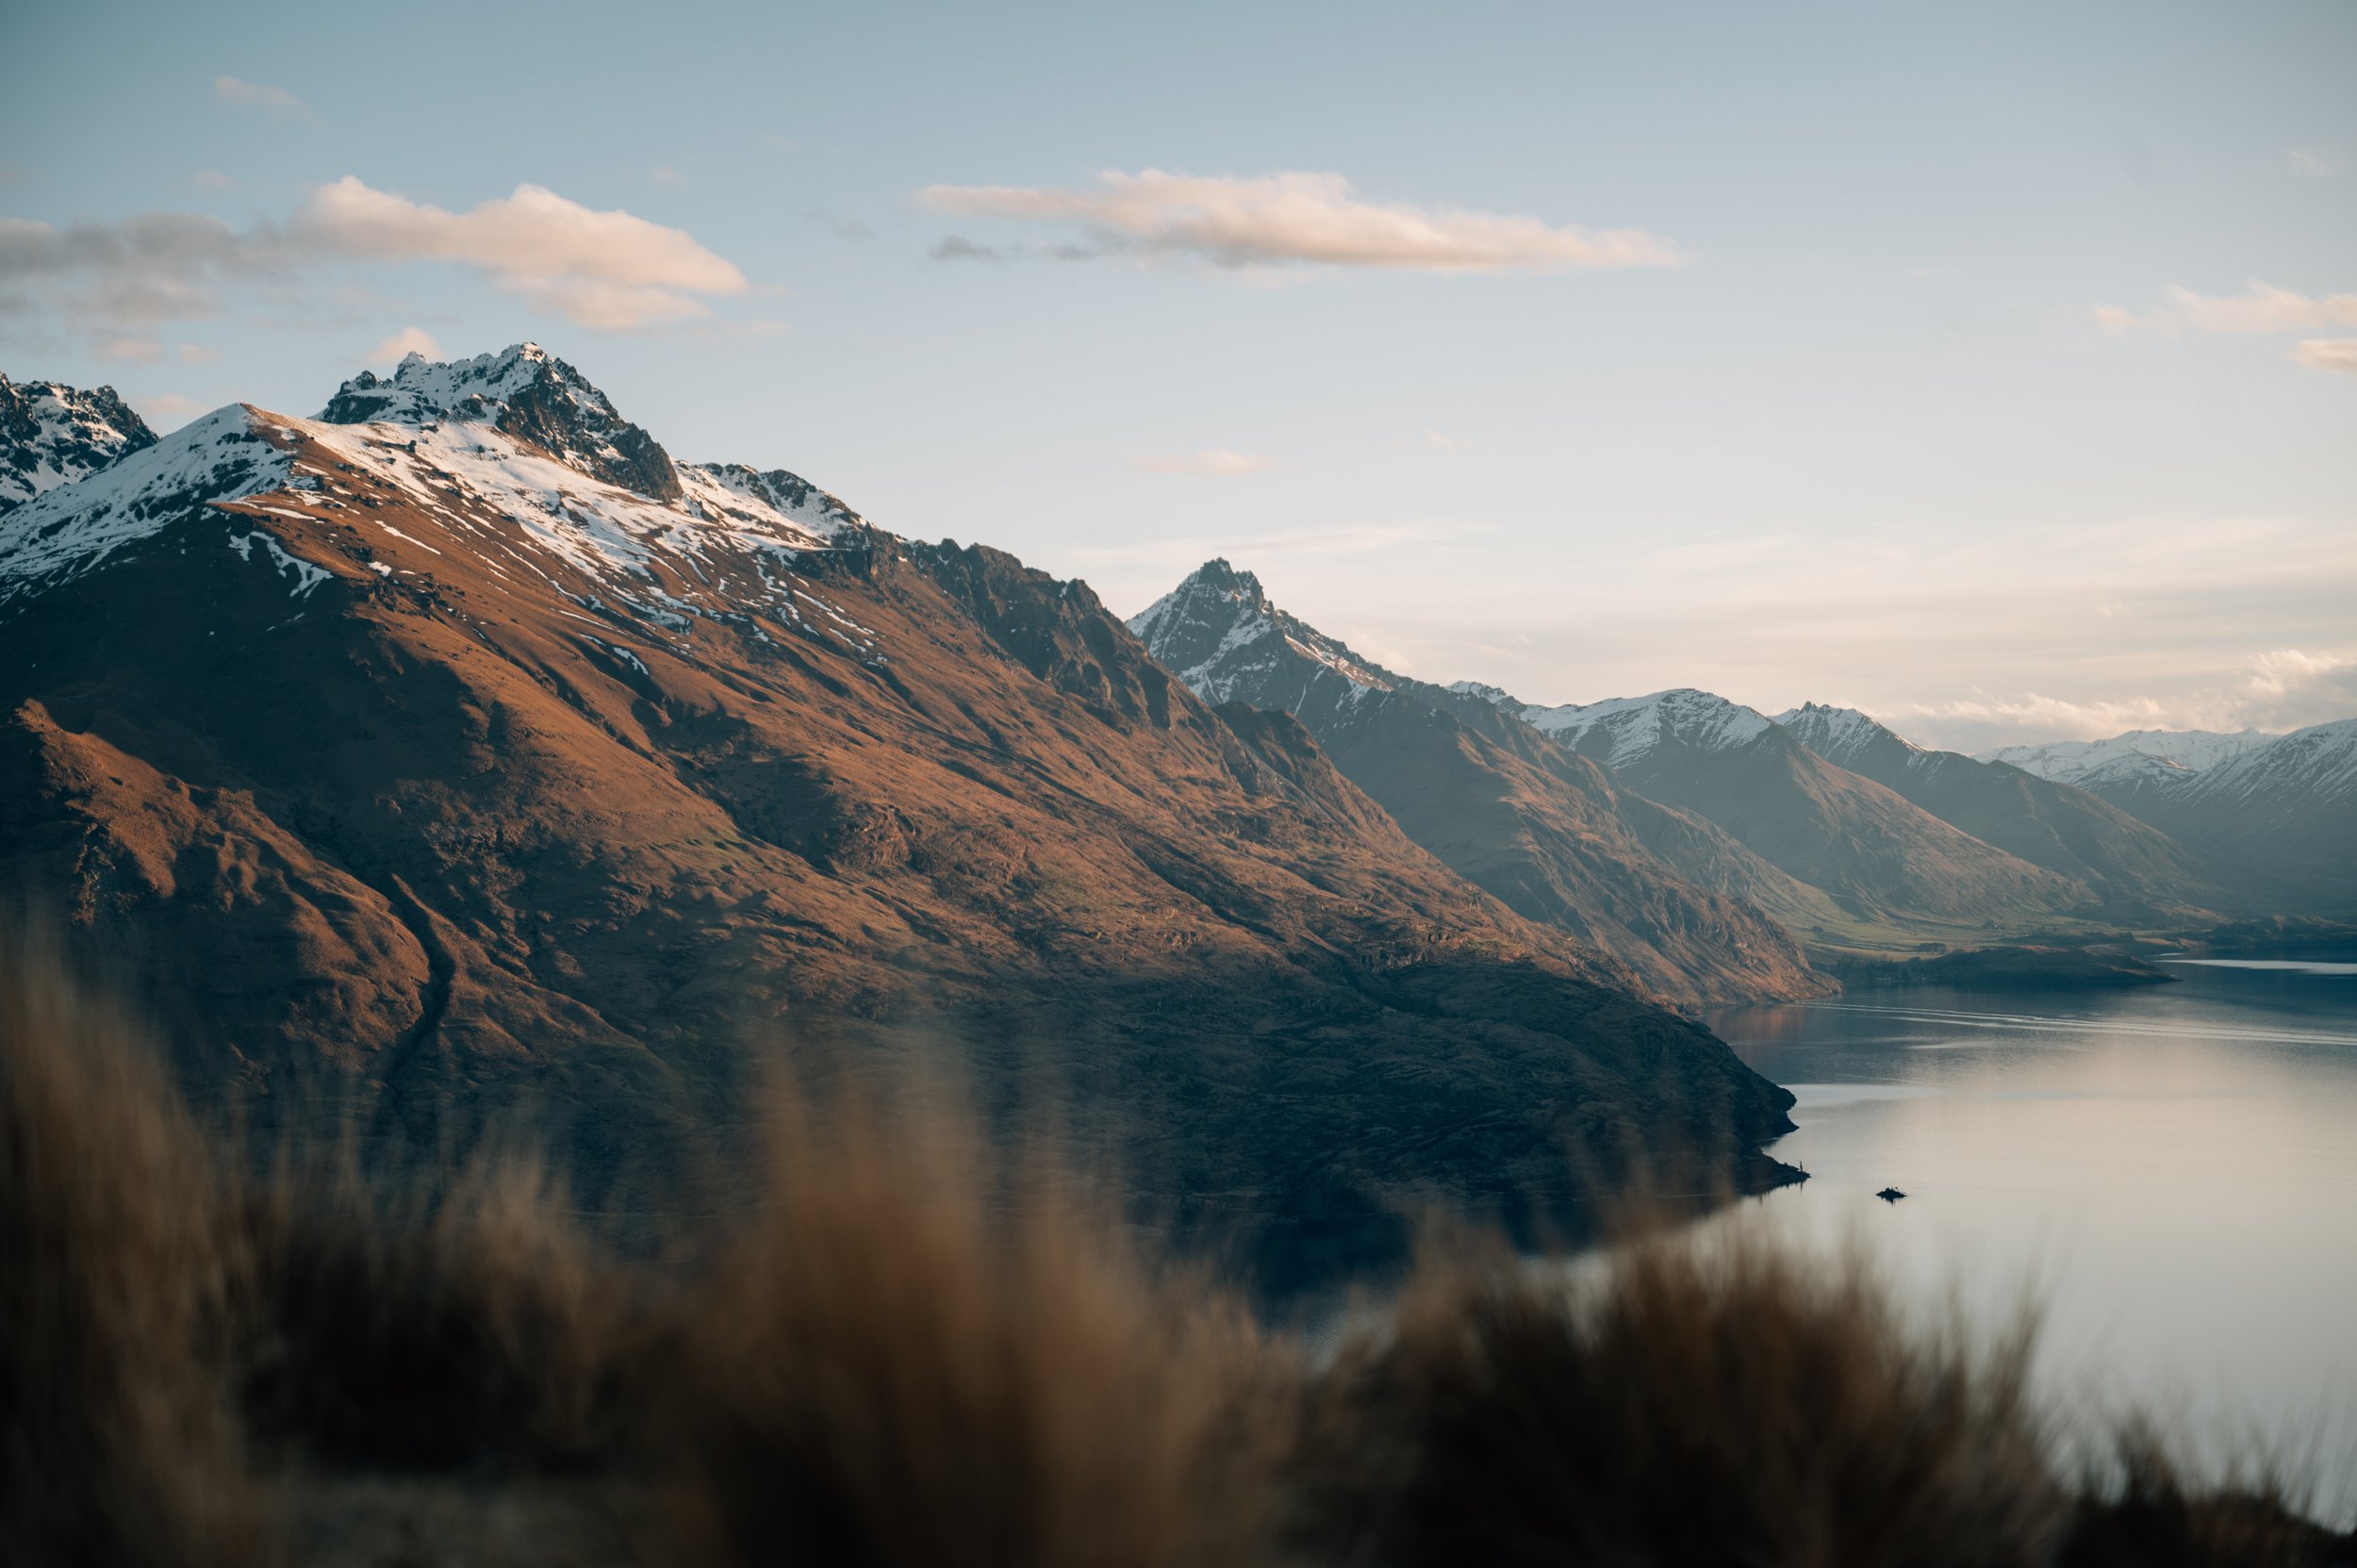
[0,372,157,514]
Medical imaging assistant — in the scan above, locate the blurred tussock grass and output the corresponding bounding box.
[2,933,2349,1567]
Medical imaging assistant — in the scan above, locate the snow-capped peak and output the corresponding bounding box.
[2,372,159,514]
[321,343,554,424]
[1129,558,1393,709]
[1523,687,1772,769]
[1772,701,1919,767]
[320,342,683,502]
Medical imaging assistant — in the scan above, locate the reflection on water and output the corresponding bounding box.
[1706,957,2357,1517]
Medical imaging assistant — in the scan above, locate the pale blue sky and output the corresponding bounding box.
[6,0,2351,747]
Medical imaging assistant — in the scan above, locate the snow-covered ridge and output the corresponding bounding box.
[1979,728,2279,784]
[0,404,290,603]
[1,397,851,617]
[1772,701,1920,767]
[2,373,158,514]
[693,462,865,539]
[319,343,561,425]
[320,342,691,504]
[1523,687,1772,769]
[282,412,842,578]
[2182,718,2357,805]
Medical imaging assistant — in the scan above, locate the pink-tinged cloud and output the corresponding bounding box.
[1,180,751,336]
[298,178,748,331]
[920,170,1686,273]
[369,326,443,364]
[2095,280,2357,336]
[2292,338,2357,373]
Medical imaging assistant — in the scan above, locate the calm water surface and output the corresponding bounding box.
[1706,956,2357,1512]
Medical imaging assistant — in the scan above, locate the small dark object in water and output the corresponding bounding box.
[1876,1187,1906,1203]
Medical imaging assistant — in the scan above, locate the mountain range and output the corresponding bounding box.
[6,344,2349,1286]
[0,347,1794,1290]
[1133,567,2355,961]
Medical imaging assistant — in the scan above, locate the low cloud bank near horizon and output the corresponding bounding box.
[919,170,1686,273]
[0,177,750,338]
[1879,648,2357,751]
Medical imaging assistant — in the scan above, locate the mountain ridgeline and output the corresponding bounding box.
[5,347,2349,1288]
[0,347,1794,1291]
[1133,563,2354,962]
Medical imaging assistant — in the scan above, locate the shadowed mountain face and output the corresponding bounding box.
[0,349,1795,1289]
[1523,689,2096,938]
[1129,562,1832,1010]
[1772,702,2233,920]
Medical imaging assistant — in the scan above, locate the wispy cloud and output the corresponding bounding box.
[1132,447,1277,477]
[917,170,1686,273]
[0,178,751,336]
[369,325,442,363]
[2288,149,2333,178]
[2094,280,2357,336]
[191,168,238,191]
[298,177,748,330]
[0,162,28,187]
[213,75,312,122]
[2293,338,2357,374]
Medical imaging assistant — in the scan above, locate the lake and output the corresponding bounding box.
[1706,955,2357,1517]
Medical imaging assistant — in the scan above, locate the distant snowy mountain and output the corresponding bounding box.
[1523,688,1773,770]
[1980,728,2278,784]
[1971,720,2354,906]
[1129,561,1830,1007]
[1519,687,2092,929]
[2137,719,2357,904]
[1127,559,1393,718]
[2189,717,2357,806]
[1772,702,2230,918]
[1772,702,1925,769]
[0,373,157,514]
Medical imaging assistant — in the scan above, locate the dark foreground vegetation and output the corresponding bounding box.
[4,946,2349,1568]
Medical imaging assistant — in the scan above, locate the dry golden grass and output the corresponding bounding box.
[2,933,2349,1567]
[0,934,267,1567]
